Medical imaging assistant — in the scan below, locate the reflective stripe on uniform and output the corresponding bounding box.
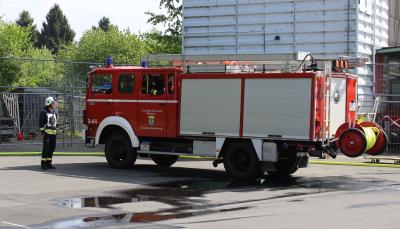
[44,129,57,135]
[41,158,47,161]
[46,158,52,161]
[40,128,45,131]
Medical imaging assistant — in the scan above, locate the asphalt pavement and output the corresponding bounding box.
[0,156,399,229]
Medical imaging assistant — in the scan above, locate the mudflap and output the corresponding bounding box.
[297,153,309,168]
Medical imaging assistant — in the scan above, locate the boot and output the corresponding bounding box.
[47,161,56,169]
[41,161,48,170]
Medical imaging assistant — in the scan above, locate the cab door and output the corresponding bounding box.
[166,72,179,137]
[137,72,167,137]
[113,72,138,132]
[87,73,114,126]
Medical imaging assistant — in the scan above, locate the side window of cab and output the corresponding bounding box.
[141,74,165,96]
[92,74,112,94]
[118,74,135,94]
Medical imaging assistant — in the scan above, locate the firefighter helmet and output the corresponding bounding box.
[45,97,57,106]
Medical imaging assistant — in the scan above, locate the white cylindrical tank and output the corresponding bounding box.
[182,0,389,112]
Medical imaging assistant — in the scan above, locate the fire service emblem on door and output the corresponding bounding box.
[148,115,155,126]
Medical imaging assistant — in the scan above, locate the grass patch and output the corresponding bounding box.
[310,160,400,168]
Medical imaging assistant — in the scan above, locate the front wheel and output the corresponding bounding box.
[223,141,261,180]
[105,132,137,169]
[151,154,179,167]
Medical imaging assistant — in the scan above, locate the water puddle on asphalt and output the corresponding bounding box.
[34,176,358,228]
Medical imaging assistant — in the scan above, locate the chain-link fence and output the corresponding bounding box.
[1,56,400,156]
[375,57,400,156]
[375,98,400,156]
[0,57,99,152]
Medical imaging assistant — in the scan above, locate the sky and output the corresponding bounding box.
[0,0,164,40]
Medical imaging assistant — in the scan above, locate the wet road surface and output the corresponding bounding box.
[0,156,399,228]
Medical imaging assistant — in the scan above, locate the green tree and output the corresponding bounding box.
[38,4,75,53]
[146,0,182,36]
[73,29,145,64]
[57,28,147,85]
[16,10,34,27]
[15,10,39,46]
[0,20,60,89]
[142,30,181,54]
[14,47,63,88]
[92,17,117,32]
[145,0,182,54]
[0,21,30,88]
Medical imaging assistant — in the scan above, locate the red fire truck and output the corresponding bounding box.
[84,53,387,180]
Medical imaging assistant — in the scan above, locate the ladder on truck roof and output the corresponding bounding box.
[143,52,318,73]
[143,53,368,74]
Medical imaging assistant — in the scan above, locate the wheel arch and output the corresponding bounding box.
[95,116,140,147]
[217,138,261,160]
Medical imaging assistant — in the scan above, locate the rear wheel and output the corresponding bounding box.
[223,141,261,180]
[268,159,299,176]
[105,132,137,168]
[151,154,179,167]
[268,149,299,177]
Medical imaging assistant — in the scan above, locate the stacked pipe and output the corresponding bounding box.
[335,122,388,158]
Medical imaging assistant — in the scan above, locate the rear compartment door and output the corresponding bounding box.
[330,77,347,134]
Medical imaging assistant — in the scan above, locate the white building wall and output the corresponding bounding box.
[183,0,389,112]
[357,0,389,111]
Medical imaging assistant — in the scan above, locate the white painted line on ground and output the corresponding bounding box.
[1,221,33,228]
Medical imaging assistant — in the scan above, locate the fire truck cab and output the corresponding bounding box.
[84,54,386,180]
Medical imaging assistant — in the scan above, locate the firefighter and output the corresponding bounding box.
[39,96,58,170]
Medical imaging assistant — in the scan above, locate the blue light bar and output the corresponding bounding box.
[141,60,149,68]
[106,56,113,67]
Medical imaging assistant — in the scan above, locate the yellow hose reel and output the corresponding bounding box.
[335,122,388,158]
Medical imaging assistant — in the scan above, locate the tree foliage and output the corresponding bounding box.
[57,28,148,84]
[146,0,182,36]
[65,28,146,64]
[14,47,63,88]
[145,0,182,54]
[16,10,39,46]
[37,4,75,53]
[0,20,60,89]
[142,30,181,54]
[16,10,34,27]
[0,21,30,87]
[92,17,117,32]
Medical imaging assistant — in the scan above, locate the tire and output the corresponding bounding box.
[105,132,137,169]
[223,141,261,180]
[268,151,299,177]
[268,160,299,177]
[151,154,179,167]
